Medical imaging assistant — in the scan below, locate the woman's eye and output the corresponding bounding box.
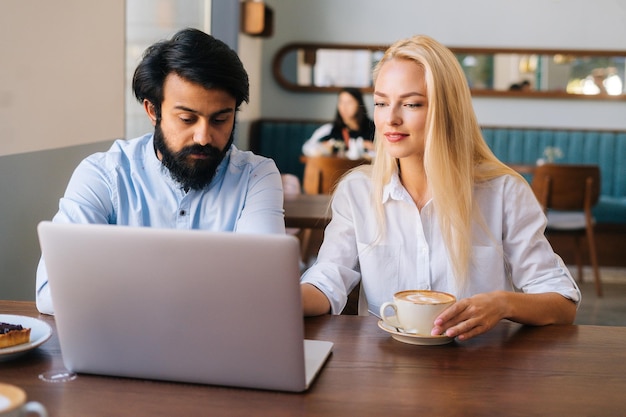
[373,102,387,107]
[405,103,424,108]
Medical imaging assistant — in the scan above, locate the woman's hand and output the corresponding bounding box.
[431,291,508,341]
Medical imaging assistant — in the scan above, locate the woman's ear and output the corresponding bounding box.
[143,100,158,126]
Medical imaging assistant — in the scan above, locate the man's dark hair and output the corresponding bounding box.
[132,28,249,118]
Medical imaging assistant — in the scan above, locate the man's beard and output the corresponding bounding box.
[154,123,233,191]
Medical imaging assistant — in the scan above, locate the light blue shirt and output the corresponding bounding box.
[36,134,285,314]
[301,169,581,316]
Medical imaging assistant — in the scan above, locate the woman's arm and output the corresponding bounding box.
[432,291,577,341]
[302,124,333,156]
[301,283,331,316]
[432,176,579,341]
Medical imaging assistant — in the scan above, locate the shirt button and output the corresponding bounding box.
[179,210,186,216]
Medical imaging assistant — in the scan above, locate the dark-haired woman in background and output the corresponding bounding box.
[302,87,375,157]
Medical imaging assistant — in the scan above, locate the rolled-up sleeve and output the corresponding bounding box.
[501,176,581,304]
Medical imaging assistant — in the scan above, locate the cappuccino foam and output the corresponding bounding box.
[398,291,454,304]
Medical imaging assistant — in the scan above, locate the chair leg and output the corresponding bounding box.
[574,234,584,283]
[585,225,602,297]
[298,228,312,265]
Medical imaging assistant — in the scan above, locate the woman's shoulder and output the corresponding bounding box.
[475,172,537,206]
[476,171,528,189]
[337,165,373,191]
[331,167,373,207]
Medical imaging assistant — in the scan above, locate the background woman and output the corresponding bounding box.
[301,87,375,157]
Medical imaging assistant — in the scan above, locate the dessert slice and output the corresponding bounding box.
[0,322,31,348]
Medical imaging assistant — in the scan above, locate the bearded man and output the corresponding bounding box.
[36,29,285,315]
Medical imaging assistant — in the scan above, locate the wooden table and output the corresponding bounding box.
[283,193,332,229]
[2,301,626,416]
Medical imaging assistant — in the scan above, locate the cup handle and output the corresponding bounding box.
[23,401,48,417]
[380,302,402,329]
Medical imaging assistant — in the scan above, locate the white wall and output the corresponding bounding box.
[0,1,125,157]
[4,1,622,157]
[256,0,626,130]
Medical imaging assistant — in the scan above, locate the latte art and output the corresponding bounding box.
[397,290,455,304]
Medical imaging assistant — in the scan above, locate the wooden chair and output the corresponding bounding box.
[302,156,369,195]
[281,174,310,263]
[530,164,602,296]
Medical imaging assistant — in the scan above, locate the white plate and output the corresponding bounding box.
[377,320,453,346]
[0,314,53,361]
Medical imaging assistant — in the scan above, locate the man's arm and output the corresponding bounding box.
[235,158,285,234]
[35,155,114,314]
[35,259,54,315]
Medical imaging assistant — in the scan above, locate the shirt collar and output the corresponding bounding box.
[382,171,411,204]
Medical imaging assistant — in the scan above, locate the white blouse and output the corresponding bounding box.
[300,169,581,316]
[301,123,333,157]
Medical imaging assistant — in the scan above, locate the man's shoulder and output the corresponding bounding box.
[84,134,152,165]
[228,146,277,171]
[107,134,152,156]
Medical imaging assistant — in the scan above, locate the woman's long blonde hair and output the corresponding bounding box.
[370,35,520,286]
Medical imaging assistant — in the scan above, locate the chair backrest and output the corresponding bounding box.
[530,164,601,212]
[281,173,302,197]
[302,157,369,195]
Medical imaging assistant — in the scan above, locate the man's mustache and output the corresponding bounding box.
[178,144,222,158]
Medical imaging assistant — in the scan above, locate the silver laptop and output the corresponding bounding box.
[37,221,333,392]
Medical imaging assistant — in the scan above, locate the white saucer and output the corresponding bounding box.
[0,314,53,361]
[377,320,453,346]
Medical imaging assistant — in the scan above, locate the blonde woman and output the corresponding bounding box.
[300,35,580,341]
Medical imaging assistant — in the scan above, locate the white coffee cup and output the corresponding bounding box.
[380,290,456,335]
[0,383,47,417]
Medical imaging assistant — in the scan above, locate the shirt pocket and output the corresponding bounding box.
[357,242,402,304]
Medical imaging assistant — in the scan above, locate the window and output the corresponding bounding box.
[125,0,211,139]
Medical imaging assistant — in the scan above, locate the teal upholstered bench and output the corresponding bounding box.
[249,119,325,181]
[249,119,626,225]
[482,127,626,225]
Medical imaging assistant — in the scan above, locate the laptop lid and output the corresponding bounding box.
[37,221,332,392]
